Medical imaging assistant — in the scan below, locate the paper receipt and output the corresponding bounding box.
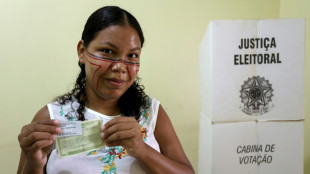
[56,119,104,158]
[57,121,82,138]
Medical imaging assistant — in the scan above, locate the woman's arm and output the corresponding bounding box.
[102,104,195,174]
[137,104,194,173]
[17,106,61,174]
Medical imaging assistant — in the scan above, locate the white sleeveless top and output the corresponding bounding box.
[46,98,160,174]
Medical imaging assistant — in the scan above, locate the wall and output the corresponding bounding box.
[0,0,280,173]
[280,0,310,173]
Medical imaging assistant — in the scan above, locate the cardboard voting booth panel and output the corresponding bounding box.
[198,113,304,174]
[198,19,305,174]
[199,19,305,122]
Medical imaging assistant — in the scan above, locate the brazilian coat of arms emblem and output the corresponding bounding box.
[239,76,274,116]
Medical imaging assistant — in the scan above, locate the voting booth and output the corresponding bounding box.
[198,19,305,174]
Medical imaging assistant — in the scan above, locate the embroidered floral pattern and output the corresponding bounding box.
[60,106,78,121]
[99,146,127,174]
[140,98,151,126]
[103,161,116,174]
[141,127,148,141]
[86,150,98,156]
[139,98,151,142]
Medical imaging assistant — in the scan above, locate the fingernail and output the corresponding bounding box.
[56,127,62,133]
[101,125,105,130]
[101,133,104,138]
[53,120,59,124]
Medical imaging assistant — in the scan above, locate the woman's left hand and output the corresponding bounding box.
[101,117,145,158]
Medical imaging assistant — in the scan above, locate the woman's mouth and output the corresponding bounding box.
[106,78,125,87]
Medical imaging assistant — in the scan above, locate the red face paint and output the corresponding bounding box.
[85,50,139,90]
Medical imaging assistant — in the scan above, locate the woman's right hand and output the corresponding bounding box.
[18,119,62,170]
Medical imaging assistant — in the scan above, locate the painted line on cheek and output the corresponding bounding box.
[85,56,102,83]
[86,53,114,90]
[127,65,140,83]
[103,64,112,74]
[135,66,139,74]
[96,64,112,90]
[126,66,131,80]
[96,74,104,90]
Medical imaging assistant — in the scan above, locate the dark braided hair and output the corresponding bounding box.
[54,6,149,121]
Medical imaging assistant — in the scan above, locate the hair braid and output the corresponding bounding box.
[54,62,87,120]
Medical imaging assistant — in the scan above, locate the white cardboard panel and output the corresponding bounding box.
[212,20,258,122]
[199,19,305,122]
[198,116,304,174]
[257,121,304,174]
[212,120,257,174]
[256,19,305,120]
[198,112,212,174]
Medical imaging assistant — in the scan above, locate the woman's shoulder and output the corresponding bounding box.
[47,98,79,111]
[145,97,160,115]
[139,97,160,130]
[32,105,51,122]
[32,99,77,122]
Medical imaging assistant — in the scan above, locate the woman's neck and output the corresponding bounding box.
[85,89,121,116]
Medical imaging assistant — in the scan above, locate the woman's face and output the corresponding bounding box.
[78,25,141,101]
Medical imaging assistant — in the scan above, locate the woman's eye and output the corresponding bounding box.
[101,49,113,54]
[128,53,138,58]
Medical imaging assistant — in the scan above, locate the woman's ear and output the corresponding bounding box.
[77,40,85,64]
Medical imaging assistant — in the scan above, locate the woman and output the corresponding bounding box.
[17,6,194,174]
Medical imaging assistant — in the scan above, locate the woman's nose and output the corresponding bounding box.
[111,61,127,73]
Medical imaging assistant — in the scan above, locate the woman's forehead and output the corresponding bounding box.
[91,25,141,48]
